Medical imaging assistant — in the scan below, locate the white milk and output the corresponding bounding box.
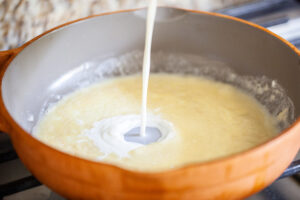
[140,0,157,137]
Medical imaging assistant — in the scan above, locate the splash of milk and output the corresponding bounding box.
[83,115,175,158]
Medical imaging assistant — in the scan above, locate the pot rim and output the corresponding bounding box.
[1,6,300,177]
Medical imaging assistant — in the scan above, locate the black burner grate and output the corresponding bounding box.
[0,176,41,199]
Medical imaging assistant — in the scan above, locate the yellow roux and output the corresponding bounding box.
[33,74,278,172]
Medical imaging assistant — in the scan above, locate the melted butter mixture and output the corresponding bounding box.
[33,74,278,172]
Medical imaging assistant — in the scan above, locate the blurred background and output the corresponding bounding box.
[1,0,300,199]
[1,0,300,51]
[0,0,259,50]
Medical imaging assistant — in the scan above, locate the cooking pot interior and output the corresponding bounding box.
[2,7,300,133]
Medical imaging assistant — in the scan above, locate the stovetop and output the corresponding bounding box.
[1,0,300,199]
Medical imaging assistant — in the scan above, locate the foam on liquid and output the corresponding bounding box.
[33,74,278,172]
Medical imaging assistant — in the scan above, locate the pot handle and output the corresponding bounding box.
[0,49,20,134]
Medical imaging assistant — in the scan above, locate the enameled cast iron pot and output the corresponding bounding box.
[0,7,300,200]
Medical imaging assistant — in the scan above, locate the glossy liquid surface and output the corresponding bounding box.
[34,74,278,172]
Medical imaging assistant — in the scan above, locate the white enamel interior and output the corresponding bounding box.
[2,8,300,132]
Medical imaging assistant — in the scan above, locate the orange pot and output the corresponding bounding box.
[0,7,300,200]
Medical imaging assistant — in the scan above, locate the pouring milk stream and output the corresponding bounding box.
[123,0,162,144]
[140,0,157,137]
[82,0,171,156]
[79,0,175,158]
